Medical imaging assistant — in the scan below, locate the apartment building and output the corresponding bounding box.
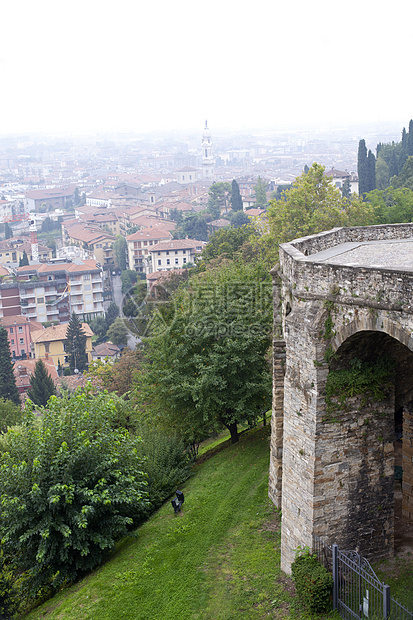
[62,221,116,268]
[126,226,173,274]
[17,259,104,323]
[148,239,205,273]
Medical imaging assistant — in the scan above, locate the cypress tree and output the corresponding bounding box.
[358,139,369,196]
[4,223,13,239]
[27,359,56,407]
[66,312,88,373]
[230,179,243,211]
[408,119,413,156]
[388,150,399,179]
[367,149,376,192]
[0,327,20,405]
[19,250,29,267]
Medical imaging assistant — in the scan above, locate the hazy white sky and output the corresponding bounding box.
[0,0,411,136]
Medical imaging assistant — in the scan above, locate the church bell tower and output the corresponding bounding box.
[201,120,215,180]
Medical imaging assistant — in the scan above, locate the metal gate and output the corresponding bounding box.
[314,539,413,619]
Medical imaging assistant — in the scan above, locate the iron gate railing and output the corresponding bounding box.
[313,537,413,619]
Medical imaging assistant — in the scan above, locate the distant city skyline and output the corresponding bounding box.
[1,1,411,137]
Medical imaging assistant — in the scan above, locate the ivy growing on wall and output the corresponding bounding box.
[325,356,395,413]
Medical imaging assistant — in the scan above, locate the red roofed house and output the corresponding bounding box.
[126,227,173,274]
[148,239,205,273]
[0,315,33,360]
[14,358,58,397]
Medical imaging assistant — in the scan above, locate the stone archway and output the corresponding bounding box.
[268,224,413,574]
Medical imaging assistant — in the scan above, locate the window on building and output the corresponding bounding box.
[166,251,169,255]
[37,297,44,304]
[83,274,91,280]
[9,328,13,334]
[166,259,170,265]
[158,259,161,266]
[11,339,14,345]
[175,258,179,265]
[175,250,178,254]
[18,326,23,333]
[183,258,187,264]
[19,338,24,345]
[183,250,186,254]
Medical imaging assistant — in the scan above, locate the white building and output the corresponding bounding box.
[149,239,205,273]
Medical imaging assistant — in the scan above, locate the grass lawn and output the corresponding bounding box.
[21,426,319,620]
[21,424,411,620]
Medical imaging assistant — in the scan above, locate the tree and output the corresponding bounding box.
[229,210,250,228]
[0,327,20,405]
[73,187,81,206]
[4,223,12,239]
[106,317,129,346]
[365,186,413,223]
[391,156,413,191]
[0,398,22,433]
[87,349,141,397]
[113,235,128,271]
[358,139,369,196]
[174,213,209,242]
[267,163,376,244]
[253,177,268,208]
[66,313,88,373]
[207,182,231,217]
[137,258,272,444]
[340,177,351,200]
[105,301,120,330]
[0,389,149,600]
[121,270,138,295]
[230,179,243,211]
[201,224,257,263]
[19,250,29,267]
[27,360,56,407]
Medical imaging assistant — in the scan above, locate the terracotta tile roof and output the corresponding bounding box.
[0,265,11,277]
[92,342,121,357]
[147,269,185,281]
[150,239,205,252]
[126,227,172,242]
[14,358,59,391]
[0,315,31,327]
[32,322,93,343]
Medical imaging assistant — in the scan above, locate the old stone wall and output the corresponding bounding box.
[270,223,413,574]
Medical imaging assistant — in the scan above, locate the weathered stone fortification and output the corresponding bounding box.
[269,223,413,574]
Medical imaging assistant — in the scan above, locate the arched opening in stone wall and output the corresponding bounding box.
[327,329,413,557]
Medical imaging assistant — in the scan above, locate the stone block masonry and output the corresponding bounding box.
[270,223,413,574]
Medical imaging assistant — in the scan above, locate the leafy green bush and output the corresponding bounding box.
[135,422,193,511]
[291,547,333,613]
[0,398,22,433]
[0,390,149,602]
[0,549,20,618]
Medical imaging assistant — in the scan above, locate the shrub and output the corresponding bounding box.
[0,389,149,603]
[291,547,333,613]
[135,422,194,511]
[0,398,22,434]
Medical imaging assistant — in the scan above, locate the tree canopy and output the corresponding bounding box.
[267,163,375,244]
[66,313,88,373]
[230,179,243,211]
[0,389,149,600]
[0,327,20,405]
[27,359,57,407]
[136,257,272,444]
